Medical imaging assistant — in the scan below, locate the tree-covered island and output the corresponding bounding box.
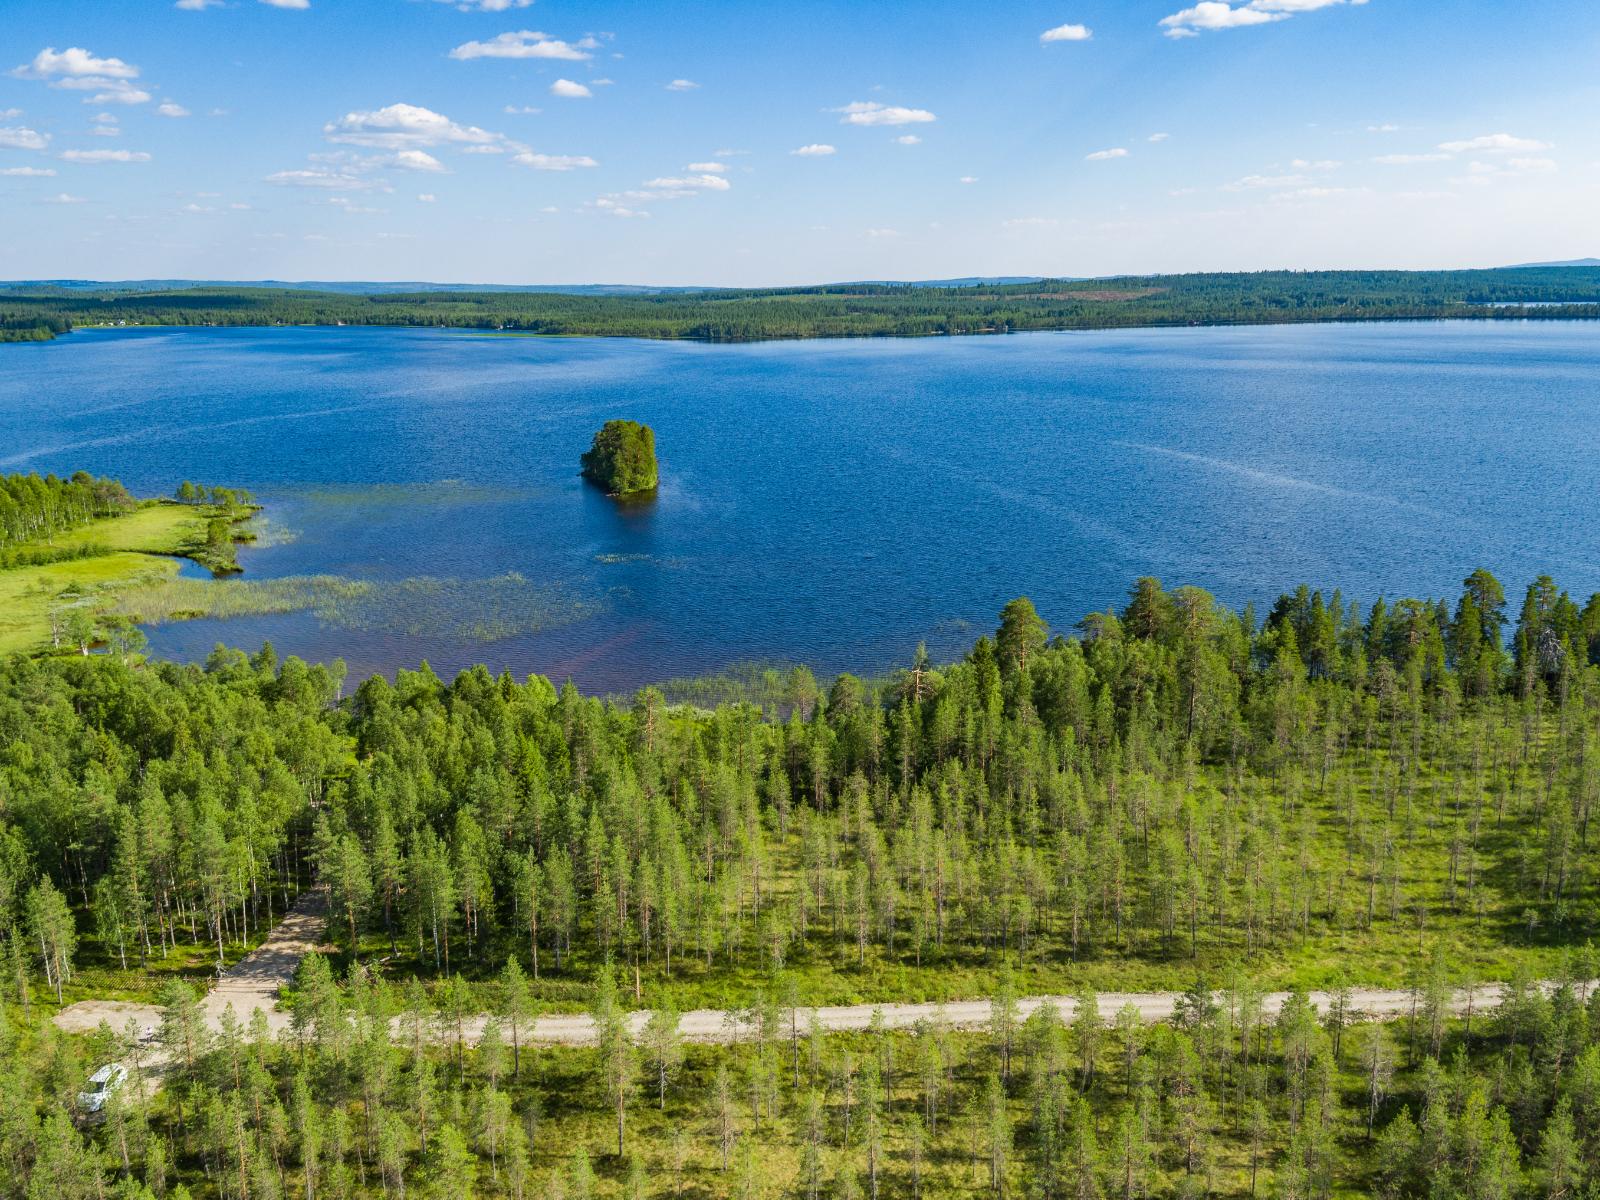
[580,419,659,495]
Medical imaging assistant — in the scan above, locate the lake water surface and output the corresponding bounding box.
[2,321,1597,691]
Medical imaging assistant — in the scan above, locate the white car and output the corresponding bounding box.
[77,1064,128,1114]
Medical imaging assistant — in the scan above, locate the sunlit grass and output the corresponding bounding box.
[0,501,240,655]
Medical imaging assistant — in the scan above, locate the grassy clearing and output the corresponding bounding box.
[0,551,182,655]
[0,502,220,655]
[49,501,211,555]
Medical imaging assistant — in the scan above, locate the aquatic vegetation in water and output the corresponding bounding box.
[234,514,298,548]
[112,571,600,642]
[593,551,686,568]
[287,480,539,509]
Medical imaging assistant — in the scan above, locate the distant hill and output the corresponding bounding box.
[1505,258,1600,269]
[2,276,1051,295]
[846,276,1049,288]
[1,279,713,296]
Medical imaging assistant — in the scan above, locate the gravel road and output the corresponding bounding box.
[55,889,1528,1049]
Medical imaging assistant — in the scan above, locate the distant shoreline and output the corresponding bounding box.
[50,306,1600,347]
[6,267,1600,344]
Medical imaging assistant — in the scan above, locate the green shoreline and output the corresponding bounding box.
[6,266,1600,343]
[0,498,256,656]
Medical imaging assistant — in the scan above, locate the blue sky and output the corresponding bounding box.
[2,0,1597,285]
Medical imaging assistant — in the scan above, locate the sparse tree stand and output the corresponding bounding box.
[580,419,659,496]
[591,962,637,1157]
[26,878,76,1004]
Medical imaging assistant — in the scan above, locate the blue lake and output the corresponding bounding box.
[2,321,1597,691]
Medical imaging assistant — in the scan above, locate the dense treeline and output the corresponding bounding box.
[3,268,1600,343]
[4,567,1600,1018]
[0,313,68,343]
[0,471,133,551]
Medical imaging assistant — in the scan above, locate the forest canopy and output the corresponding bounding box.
[3,267,1600,343]
[5,566,1600,1197]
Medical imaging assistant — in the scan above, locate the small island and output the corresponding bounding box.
[580,419,659,496]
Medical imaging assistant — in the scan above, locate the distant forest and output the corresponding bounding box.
[4,267,1600,343]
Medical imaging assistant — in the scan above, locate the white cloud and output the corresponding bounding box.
[47,192,88,203]
[14,47,139,80]
[0,126,50,151]
[864,228,899,238]
[791,143,836,156]
[88,84,153,105]
[437,0,535,9]
[1148,132,1170,143]
[0,166,56,176]
[1003,216,1059,228]
[181,202,214,213]
[1041,22,1092,42]
[959,175,978,184]
[230,202,252,209]
[549,79,592,98]
[260,0,311,9]
[1161,3,1282,35]
[665,79,699,92]
[418,193,437,202]
[834,101,936,127]
[511,151,598,170]
[320,197,385,214]
[60,148,151,163]
[1367,123,1400,133]
[590,197,649,218]
[390,149,447,173]
[12,46,152,105]
[176,0,224,8]
[449,31,591,61]
[1252,0,1366,9]
[1160,0,1366,37]
[1226,172,1310,188]
[266,168,382,189]
[896,135,922,146]
[157,102,190,117]
[1268,185,1365,201]
[644,173,730,191]
[687,161,726,173]
[325,103,502,149]
[0,109,20,118]
[1086,147,1128,161]
[503,105,542,115]
[1459,157,1559,183]
[1373,152,1451,165]
[1438,133,1552,154]
[89,122,120,137]
[1291,158,1341,170]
